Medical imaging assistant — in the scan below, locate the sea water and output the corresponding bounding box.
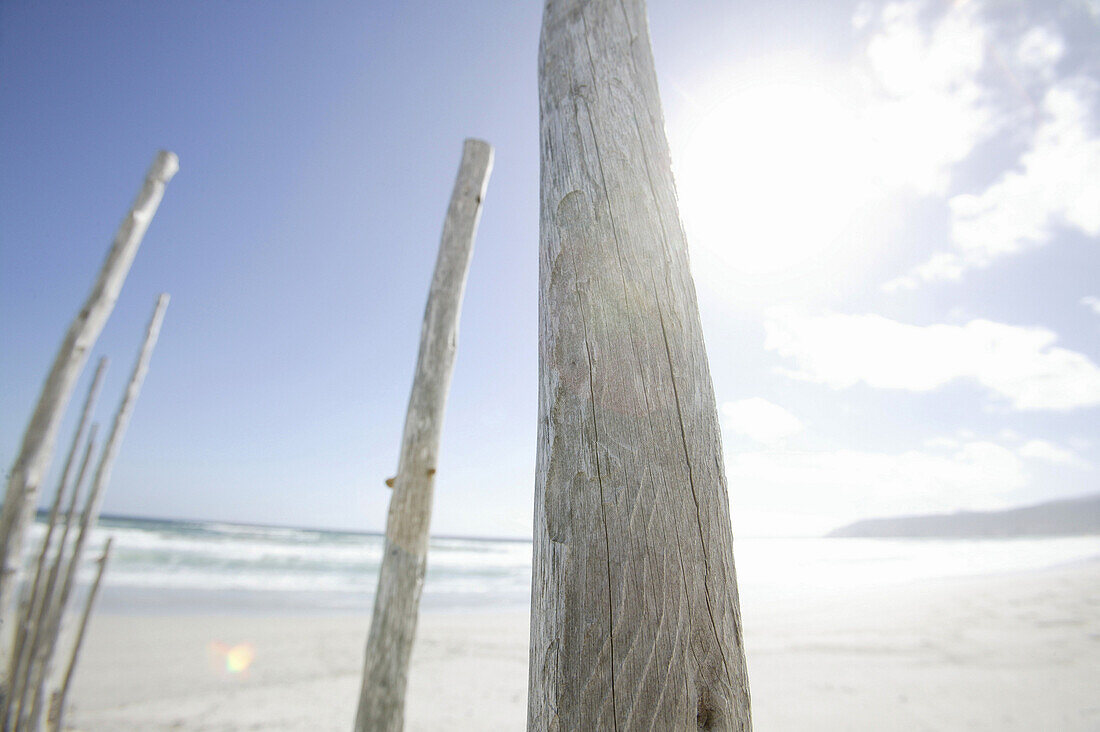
[23,515,1100,615]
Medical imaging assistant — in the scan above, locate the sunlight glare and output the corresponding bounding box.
[675,80,880,278]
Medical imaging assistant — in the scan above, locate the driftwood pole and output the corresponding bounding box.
[21,294,170,730]
[4,358,106,723]
[6,417,101,729]
[47,537,112,732]
[530,1,751,729]
[355,139,493,732]
[5,425,98,732]
[21,359,108,635]
[0,151,178,686]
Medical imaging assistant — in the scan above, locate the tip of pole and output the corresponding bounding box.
[462,139,494,174]
[463,138,493,154]
[151,150,180,182]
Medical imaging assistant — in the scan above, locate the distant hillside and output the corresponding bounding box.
[828,493,1100,538]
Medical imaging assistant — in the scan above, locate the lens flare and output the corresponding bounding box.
[209,641,255,675]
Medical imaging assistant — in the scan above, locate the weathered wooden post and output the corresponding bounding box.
[6,426,97,732]
[4,358,106,725]
[21,294,170,730]
[5,425,98,732]
[0,151,178,689]
[530,1,752,729]
[46,537,112,732]
[355,139,493,731]
[21,359,107,638]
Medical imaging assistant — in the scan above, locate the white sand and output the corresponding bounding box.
[66,560,1100,730]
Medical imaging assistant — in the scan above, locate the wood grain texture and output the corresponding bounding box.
[355,139,493,732]
[0,152,178,694]
[530,1,751,729]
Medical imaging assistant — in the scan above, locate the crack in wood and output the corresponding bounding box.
[655,298,733,690]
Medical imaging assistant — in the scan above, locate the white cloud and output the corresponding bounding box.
[887,81,1100,289]
[875,5,1100,291]
[720,394,1092,530]
[1016,26,1065,78]
[1082,296,1100,315]
[852,1,875,30]
[859,0,998,196]
[951,83,1100,256]
[1019,439,1090,468]
[765,311,1100,410]
[923,435,961,450]
[727,439,1027,522]
[721,398,804,446]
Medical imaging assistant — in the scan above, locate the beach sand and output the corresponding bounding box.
[66,560,1100,730]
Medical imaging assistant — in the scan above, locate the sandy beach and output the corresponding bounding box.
[63,558,1100,730]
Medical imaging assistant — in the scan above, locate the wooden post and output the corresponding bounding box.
[3,360,106,726]
[22,359,108,637]
[4,425,98,731]
[530,1,751,729]
[4,421,100,730]
[355,139,493,732]
[46,538,112,732]
[0,151,178,686]
[21,295,169,730]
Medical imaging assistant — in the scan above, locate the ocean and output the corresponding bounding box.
[24,515,1100,616]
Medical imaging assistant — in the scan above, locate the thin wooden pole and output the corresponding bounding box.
[3,359,106,724]
[21,360,108,636]
[355,139,493,732]
[530,1,751,729]
[4,424,99,729]
[46,538,112,732]
[21,294,169,730]
[0,152,178,691]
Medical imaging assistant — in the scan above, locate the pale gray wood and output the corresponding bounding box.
[23,360,108,636]
[5,421,102,731]
[355,139,493,732]
[3,360,106,727]
[4,424,98,732]
[0,152,178,691]
[46,537,112,732]
[530,1,751,729]
[21,295,169,731]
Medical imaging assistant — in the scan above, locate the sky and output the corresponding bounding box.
[1,0,1098,539]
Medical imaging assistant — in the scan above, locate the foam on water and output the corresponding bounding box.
[21,516,1100,614]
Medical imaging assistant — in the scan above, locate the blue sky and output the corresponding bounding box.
[2,0,1098,538]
